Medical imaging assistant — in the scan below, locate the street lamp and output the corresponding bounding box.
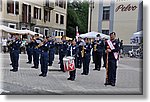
[89,0,94,32]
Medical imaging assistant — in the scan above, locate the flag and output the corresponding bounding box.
[76,26,79,41]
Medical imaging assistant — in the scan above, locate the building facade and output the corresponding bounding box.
[0,0,67,37]
[88,0,143,45]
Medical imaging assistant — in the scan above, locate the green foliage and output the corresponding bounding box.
[66,0,89,38]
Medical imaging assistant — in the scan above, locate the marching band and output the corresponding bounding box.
[7,32,119,86]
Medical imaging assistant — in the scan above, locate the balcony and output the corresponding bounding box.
[43,2,54,10]
[19,15,36,25]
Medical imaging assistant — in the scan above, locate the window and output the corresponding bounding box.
[34,7,41,20]
[102,30,109,35]
[45,0,49,7]
[34,27,40,33]
[59,0,63,8]
[60,15,64,24]
[55,30,58,36]
[60,31,64,36]
[55,0,59,6]
[44,10,50,22]
[7,0,19,15]
[56,13,59,23]
[44,28,49,37]
[22,4,31,23]
[55,0,66,9]
[8,23,16,29]
[103,6,110,20]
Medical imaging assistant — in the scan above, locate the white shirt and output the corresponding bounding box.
[2,39,7,46]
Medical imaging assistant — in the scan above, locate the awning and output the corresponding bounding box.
[79,31,110,39]
[0,25,43,37]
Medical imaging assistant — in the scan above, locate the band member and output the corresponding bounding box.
[59,35,68,72]
[81,38,92,75]
[102,38,107,68]
[10,34,22,72]
[67,39,79,81]
[48,36,55,66]
[76,37,83,68]
[39,37,50,77]
[91,40,96,63]
[31,34,42,69]
[104,32,119,86]
[7,35,15,65]
[26,36,34,64]
[93,34,104,71]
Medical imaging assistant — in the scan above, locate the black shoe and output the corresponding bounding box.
[111,83,115,86]
[31,66,36,68]
[71,79,75,81]
[26,62,31,64]
[34,67,38,69]
[39,74,43,76]
[48,64,52,66]
[67,78,71,80]
[104,81,111,86]
[10,69,14,71]
[98,69,101,71]
[12,70,18,72]
[43,74,47,77]
[81,73,85,75]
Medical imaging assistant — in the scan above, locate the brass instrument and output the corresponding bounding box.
[81,46,85,58]
[7,40,15,46]
[35,42,44,48]
[94,44,97,52]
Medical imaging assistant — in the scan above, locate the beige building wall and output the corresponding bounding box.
[88,0,141,45]
[89,0,99,32]
[0,0,67,35]
[113,0,139,44]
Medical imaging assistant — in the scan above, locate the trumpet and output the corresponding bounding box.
[35,42,44,48]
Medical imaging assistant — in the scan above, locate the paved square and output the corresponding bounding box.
[0,53,142,95]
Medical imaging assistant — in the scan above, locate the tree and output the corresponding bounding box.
[66,0,89,38]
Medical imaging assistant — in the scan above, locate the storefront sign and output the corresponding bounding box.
[115,4,137,12]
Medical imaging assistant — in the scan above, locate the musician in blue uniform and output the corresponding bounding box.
[93,34,104,71]
[31,34,42,69]
[7,36,15,65]
[104,32,119,86]
[81,38,92,75]
[39,37,50,77]
[59,36,68,72]
[67,39,79,81]
[76,37,83,68]
[26,37,34,64]
[91,40,96,63]
[10,34,22,72]
[48,36,55,66]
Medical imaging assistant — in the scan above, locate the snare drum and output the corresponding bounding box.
[63,56,75,71]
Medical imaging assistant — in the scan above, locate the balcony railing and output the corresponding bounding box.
[43,2,54,10]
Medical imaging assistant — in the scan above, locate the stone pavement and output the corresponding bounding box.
[0,53,143,95]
